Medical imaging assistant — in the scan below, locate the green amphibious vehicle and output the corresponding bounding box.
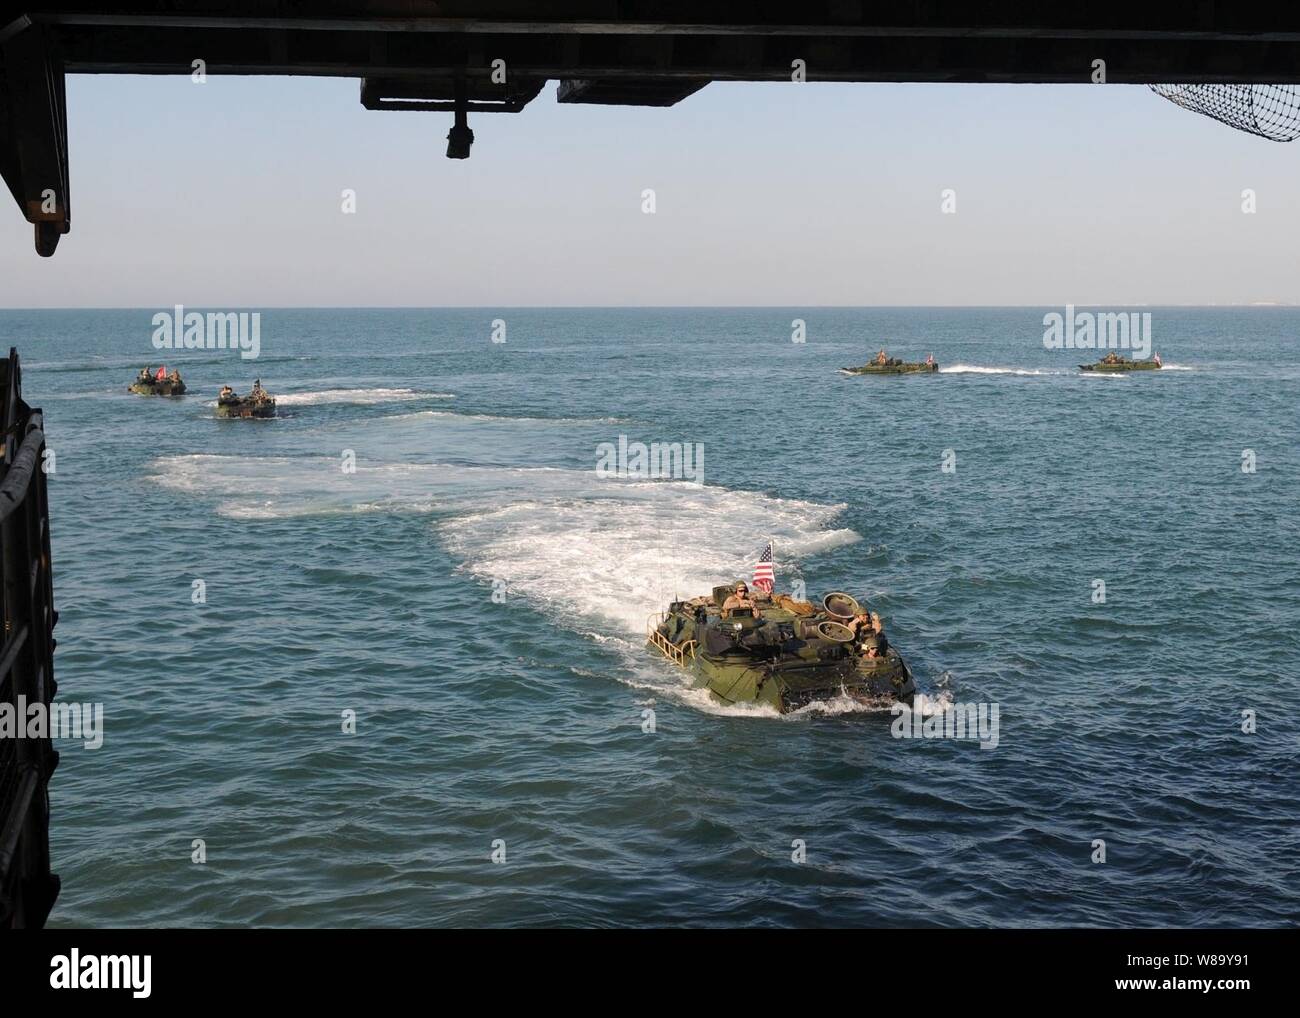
[843,349,938,375]
[648,586,915,713]
[128,372,186,396]
[216,380,276,419]
[1079,353,1161,372]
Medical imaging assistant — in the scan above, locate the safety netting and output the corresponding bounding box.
[1151,84,1300,142]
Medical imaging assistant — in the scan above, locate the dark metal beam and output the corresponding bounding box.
[48,26,1300,85]
[0,20,69,256]
[26,1,1300,41]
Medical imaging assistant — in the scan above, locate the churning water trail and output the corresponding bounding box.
[148,446,884,718]
[938,364,1065,375]
[272,387,452,406]
[148,452,860,637]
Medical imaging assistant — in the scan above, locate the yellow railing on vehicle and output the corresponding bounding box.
[646,617,696,667]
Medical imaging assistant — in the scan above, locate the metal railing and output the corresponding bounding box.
[646,612,696,667]
[0,347,60,929]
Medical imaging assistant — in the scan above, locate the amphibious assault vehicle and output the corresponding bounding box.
[843,358,938,375]
[128,376,186,396]
[216,382,276,418]
[1079,355,1161,372]
[648,587,915,713]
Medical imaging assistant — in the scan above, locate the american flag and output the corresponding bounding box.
[752,542,774,593]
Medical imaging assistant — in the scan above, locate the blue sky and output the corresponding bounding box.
[1,75,1297,307]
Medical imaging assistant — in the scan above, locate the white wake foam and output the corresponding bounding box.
[148,453,872,716]
[440,483,857,636]
[148,453,856,631]
[939,364,1063,376]
[273,388,451,406]
[146,458,858,630]
[386,410,629,425]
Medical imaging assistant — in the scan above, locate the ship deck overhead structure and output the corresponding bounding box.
[3,1,1300,252]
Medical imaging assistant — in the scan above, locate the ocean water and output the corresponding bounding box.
[7,306,1299,928]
